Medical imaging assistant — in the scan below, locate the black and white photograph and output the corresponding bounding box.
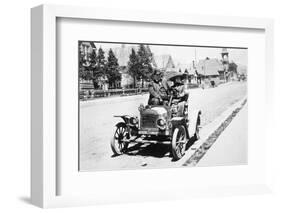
[79,41,248,171]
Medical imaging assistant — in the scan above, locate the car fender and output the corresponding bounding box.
[115,121,127,128]
[188,109,201,136]
[170,117,186,127]
[114,115,132,124]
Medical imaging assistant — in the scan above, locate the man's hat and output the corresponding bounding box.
[153,69,162,76]
[152,69,163,80]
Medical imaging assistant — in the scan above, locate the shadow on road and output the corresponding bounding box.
[109,143,171,159]
[110,137,197,161]
[126,143,171,158]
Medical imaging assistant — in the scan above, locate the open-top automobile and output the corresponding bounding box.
[110,91,201,160]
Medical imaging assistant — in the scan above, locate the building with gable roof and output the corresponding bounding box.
[153,55,175,72]
[107,45,177,88]
[195,57,223,86]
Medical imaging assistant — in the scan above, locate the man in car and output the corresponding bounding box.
[148,69,169,105]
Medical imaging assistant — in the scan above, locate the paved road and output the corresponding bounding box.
[79,82,247,171]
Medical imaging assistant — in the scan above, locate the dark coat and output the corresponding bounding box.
[148,80,169,104]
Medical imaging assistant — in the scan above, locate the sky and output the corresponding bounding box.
[93,42,248,66]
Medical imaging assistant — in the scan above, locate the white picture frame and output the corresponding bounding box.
[31,4,274,208]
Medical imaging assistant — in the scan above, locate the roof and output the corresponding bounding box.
[175,63,189,72]
[111,45,137,67]
[196,58,223,76]
[153,55,175,71]
[80,41,96,48]
[107,44,157,68]
[175,63,197,75]
[164,71,184,80]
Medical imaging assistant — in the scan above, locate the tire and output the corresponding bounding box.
[171,125,187,160]
[193,115,201,140]
[110,123,129,155]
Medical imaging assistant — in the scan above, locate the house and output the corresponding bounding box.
[110,44,136,88]
[175,62,198,84]
[153,55,175,72]
[109,45,176,88]
[195,58,224,86]
[79,41,96,66]
[175,63,189,73]
[97,75,109,90]
[111,44,136,67]
[110,44,152,88]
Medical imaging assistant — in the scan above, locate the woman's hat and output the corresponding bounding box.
[165,71,186,81]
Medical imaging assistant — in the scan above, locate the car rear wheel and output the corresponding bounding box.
[110,123,129,155]
[171,125,187,160]
[193,115,201,140]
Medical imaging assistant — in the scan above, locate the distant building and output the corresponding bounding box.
[110,44,136,88]
[109,45,176,88]
[153,55,175,72]
[175,62,198,84]
[195,58,223,86]
[97,75,109,90]
[111,44,135,67]
[79,41,96,67]
[191,48,247,86]
[220,48,240,81]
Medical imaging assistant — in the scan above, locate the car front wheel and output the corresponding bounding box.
[171,125,187,160]
[110,123,129,155]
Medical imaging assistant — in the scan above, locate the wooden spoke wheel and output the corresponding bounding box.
[193,115,201,140]
[171,125,187,160]
[110,123,129,155]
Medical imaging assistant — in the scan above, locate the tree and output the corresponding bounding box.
[106,49,121,88]
[228,62,238,73]
[94,47,107,88]
[96,47,106,72]
[85,48,97,82]
[79,42,98,86]
[79,46,95,81]
[127,48,141,88]
[137,44,154,87]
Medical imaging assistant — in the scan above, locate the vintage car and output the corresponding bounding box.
[110,92,201,160]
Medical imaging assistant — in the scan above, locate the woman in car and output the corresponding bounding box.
[169,73,189,116]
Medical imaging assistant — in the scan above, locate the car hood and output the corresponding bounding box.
[150,106,167,115]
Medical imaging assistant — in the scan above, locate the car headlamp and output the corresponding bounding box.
[138,104,145,112]
[157,118,166,130]
[130,117,138,125]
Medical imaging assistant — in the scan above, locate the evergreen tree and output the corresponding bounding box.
[89,47,97,67]
[228,62,238,73]
[145,45,154,62]
[128,48,141,88]
[137,44,153,87]
[93,47,107,87]
[85,48,97,83]
[96,47,106,73]
[106,49,121,88]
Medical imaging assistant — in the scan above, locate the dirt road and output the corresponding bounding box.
[79,81,247,171]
